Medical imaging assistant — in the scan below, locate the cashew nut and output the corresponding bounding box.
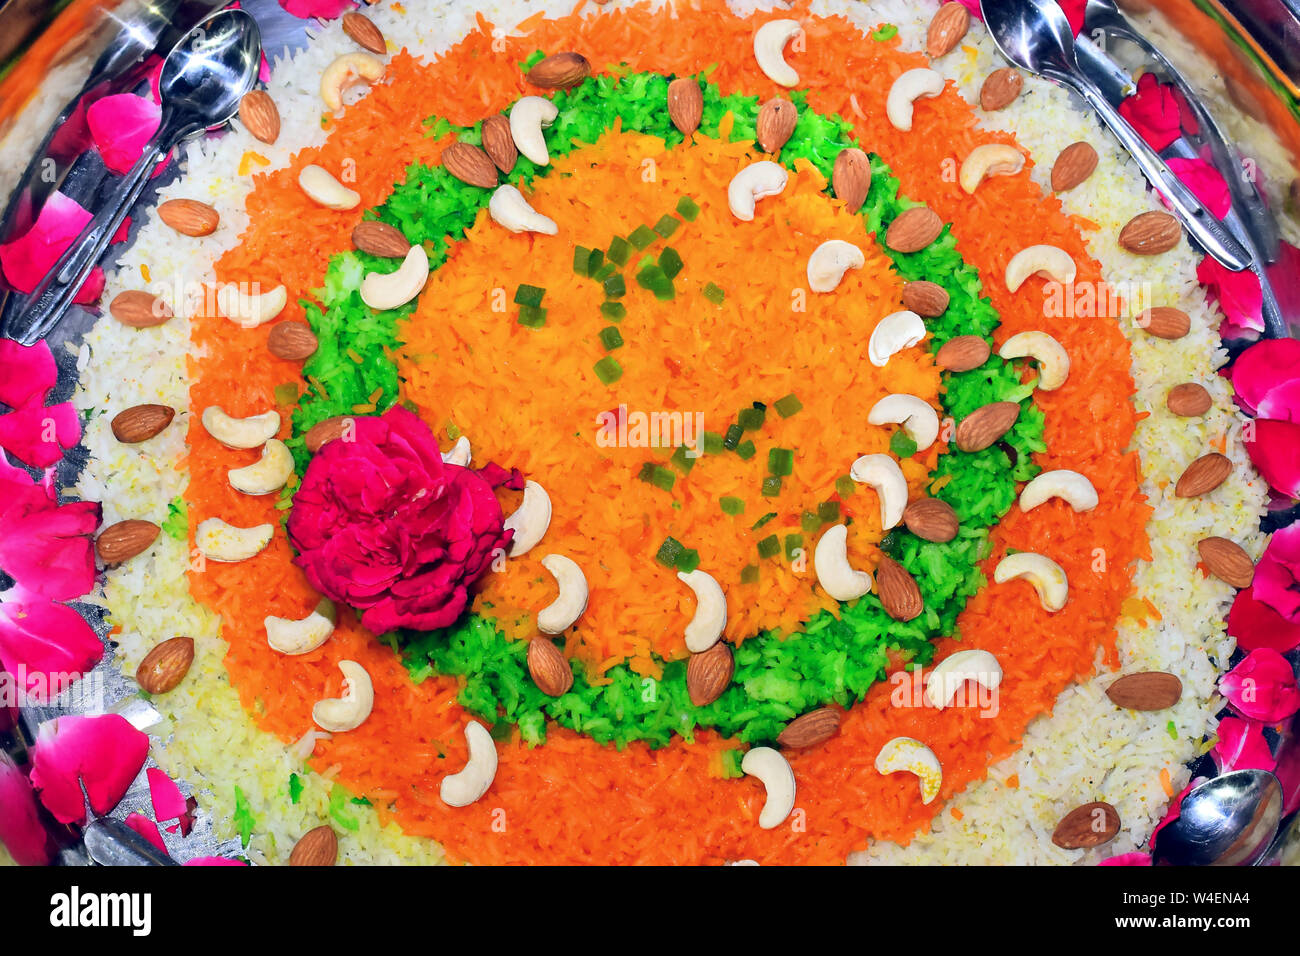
[806,239,864,293]
[924,649,1003,709]
[298,164,360,210]
[509,95,558,166]
[867,394,940,451]
[200,407,280,449]
[813,523,873,602]
[875,737,942,804]
[753,19,803,88]
[488,184,558,235]
[311,660,373,733]
[216,282,287,328]
[998,330,1071,391]
[537,553,588,634]
[227,439,294,496]
[849,454,908,530]
[1018,469,1099,513]
[360,245,429,312]
[503,480,551,557]
[728,161,788,221]
[440,720,498,808]
[194,517,273,563]
[1005,244,1077,292]
[741,746,796,829]
[886,68,945,131]
[265,599,336,655]
[677,569,727,653]
[994,551,1069,612]
[441,435,471,466]
[319,52,384,112]
[868,310,926,367]
[959,143,1026,194]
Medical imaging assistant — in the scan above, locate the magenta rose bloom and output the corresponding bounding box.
[287,406,518,633]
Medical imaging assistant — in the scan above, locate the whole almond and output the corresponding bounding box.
[832,147,872,213]
[1051,141,1098,192]
[875,556,923,621]
[756,97,797,154]
[1167,382,1212,417]
[1105,671,1182,711]
[352,220,410,258]
[667,77,703,135]
[926,2,970,58]
[935,335,990,372]
[902,280,949,317]
[525,51,590,90]
[1119,210,1181,255]
[1197,536,1255,588]
[1136,306,1190,340]
[885,206,943,253]
[136,637,194,695]
[305,416,353,453]
[109,290,172,328]
[777,707,841,749]
[239,90,280,145]
[480,114,517,173]
[687,641,733,707]
[96,519,160,565]
[342,11,386,54]
[955,401,1020,452]
[902,497,959,543]
[1052,801,1120,849]
[158,199,218,237]
[441,142,498,189]
[527,638,573,697]
[289,825,338,866]
[980,68,1023,111]
[1175,452,1232,498]
[111,403,175,443]
[267,322,319,362]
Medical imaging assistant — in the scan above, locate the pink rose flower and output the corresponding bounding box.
[1219,648,1300,723]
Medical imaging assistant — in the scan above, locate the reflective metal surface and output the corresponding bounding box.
[1153,770,1285,865]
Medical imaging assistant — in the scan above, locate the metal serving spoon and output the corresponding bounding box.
[1151,769,1283,866]
[980,0,1253,273]
[3,8,261,345]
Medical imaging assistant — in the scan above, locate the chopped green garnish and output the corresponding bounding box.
[288,773,303,805]
[800,510,821,533]
[514,283,545,307]
[599,326,624,351]
[637,462,657,483]
[233,786,257,847]
[273,382,299,406]
[740,564,760,584]
[653,214,680,238]
[676,548,701,574]
[593,262,617,283]
[767,447,794,476]
[735,440,756,461]
[889,430,919,458]
[702,431,725,454]
[738,405,766,431]
[650,465,675,491]
[718,747,744,778]
[669,445,696,474]
[761,475,782,498]
[601,302,626,322]
[872,23,898,41]
[593,355,623,384]
[585,248,605,277]
[629,224,657,249]
[817,500,841,523]
[836,475,856,498]
[328,784,361,831]
[774,393,803,418]
[636,263,675,300]
[757,534,781,560]
[676,196,701,221]
[351,796,372,807]
[723,423,743,450]
[573,246,593,275]
[607,235,631,265]
[517,304,547,328]
[603,274,626,299]
[1167,720,1178,740]
[446,421,461,440]
[522,49,546,68]
[783,533,803,561]
[702,282,726,305]
[161,496,188,541]
[659,247,684,279]
[720,496,746,515]
[751,512,777,530]
[655,536,685,568]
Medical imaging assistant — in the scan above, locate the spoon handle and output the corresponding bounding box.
[1072,80,1253,272]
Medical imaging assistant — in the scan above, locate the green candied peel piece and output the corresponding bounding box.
[232,785,256,847]
[161,496,188,541]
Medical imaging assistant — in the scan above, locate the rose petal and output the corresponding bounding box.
[73,266,105,306]
[1163,157,1231,219]
[1252,523,1300,622]
[124,812,167,852]
[1198,255,1264,337]
[29,714,150,824]
[0,751,53,865]
[0,338,57,408]
[86,93,161,176]
[1219,648,1300,723]
[1232,337,1300,418]
[146,766,188,822]
[1098,851,1152,866]
[1228,587,1300,654]
[1212,716,1276,772]
[0,398,81,468]
[0,192,92,295]
[279,0,354,19]
[0,593,105,701]
[184,856,248,866]
[1118,73,1182,151]
[1245,419,1300,499]
[0,459,100,601]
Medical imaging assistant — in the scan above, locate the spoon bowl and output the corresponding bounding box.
[983,0,1080,79]
[1152,769,1283,866]
[159,8,262,132]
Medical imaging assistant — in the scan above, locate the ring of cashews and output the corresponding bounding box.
[994,551,1070,612]
[503,480,552,557]
[813,523,873,602]
[868,310,926,367]
[867,393,940,451]
[216,283,287,328]
[195,517,273,563]
[806,239,864,293]
[999,330,1071,390]
[360,245,429,312]
[728,161,788,221]
[265,599,336,655]
[1005,244,1076,292]
[440,720,498,808]
[886,68,944,131]
[678,569,727,653]
[441,435,471,466]
[319,52,384,112]
[849,453,908,530]
[228,438,294,496]
[200,407,280,449]
[924,649,1003,709]
[537,554,588,634]
[959,143,1026,194]
[489,184,558,235]
[875,737,943,804]
[752,19,803,88]
[312,660,373,733]
[1018,469,1099,513]
[741,746,796,829]
[297,164,360,210]
[509,95,558,166]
